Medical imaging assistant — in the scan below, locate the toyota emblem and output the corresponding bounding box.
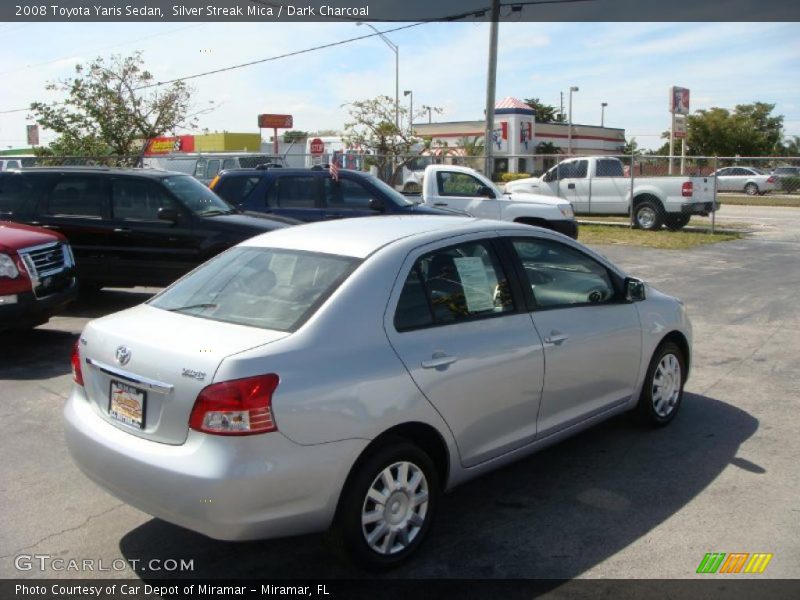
[115,346,132,366]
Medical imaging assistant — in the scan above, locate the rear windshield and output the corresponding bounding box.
[149,247,359,332]
[215,174,261,206]
[163,175,235,215]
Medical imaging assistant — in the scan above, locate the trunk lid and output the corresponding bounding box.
[79,304,289,444]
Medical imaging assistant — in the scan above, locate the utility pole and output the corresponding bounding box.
[483,0,501,178]
[560,91,564,122]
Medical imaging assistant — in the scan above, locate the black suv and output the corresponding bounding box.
[0,168,294,289]
[210,167,452,222]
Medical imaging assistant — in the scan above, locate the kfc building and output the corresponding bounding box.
[413,97,626,175]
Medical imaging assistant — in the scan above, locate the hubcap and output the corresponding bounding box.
[361,461,429,555]
[652,353,682,418]
[637,206,656,229]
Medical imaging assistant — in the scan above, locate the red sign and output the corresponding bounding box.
[258,114,293,129]
[144,135,195,155]
[309,138,325,156]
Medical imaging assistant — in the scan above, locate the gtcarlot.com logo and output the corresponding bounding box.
[15,554,194,573]
[696,552,773,574]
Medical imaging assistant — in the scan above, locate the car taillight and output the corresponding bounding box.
[189,374,279,435]
[71,340,84,386]
[767,176,776,183]
[208,175,220,189]
[681,181,693,197]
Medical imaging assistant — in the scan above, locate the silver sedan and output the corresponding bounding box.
[64,216,692,569]
[711,166,777,195]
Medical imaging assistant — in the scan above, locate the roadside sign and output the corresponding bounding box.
[670,86,690,115]
[258,114,293,128]
[26,125,39,146]
[309,138,325,156]
[673,114,687,139]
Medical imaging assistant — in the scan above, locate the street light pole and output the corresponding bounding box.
[484,0,501,177]
[357,23,399,131]
[404,90,413,135]
[601,102,608,127]
[567,86,579,155]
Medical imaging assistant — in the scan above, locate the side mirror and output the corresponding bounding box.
[158,207,179,223]
[625,277,646,302]
[368,197,385,213]
[476,185,495,198]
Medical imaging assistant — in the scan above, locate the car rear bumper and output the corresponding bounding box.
[0,277,78,329]
[549,219,579,239]
[681,201,720,215]
[63,386,367,541]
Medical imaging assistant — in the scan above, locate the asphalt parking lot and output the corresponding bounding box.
[1,205,798,581]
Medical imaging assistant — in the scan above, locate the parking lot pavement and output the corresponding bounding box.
[1,219,798,581]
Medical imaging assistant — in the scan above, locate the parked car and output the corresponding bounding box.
[770,166,800,193]
[709,166,777,195]
[210,165,459,222]
[0,168,295,289]
[0,158,24,171]
[504,156,718,231]
[0,221,78,330]
[144,153,285,184]
[65,216,691,568]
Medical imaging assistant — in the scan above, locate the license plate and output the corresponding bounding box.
[109,381,146,429]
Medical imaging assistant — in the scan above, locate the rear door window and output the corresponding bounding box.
[595,159,623,177]
[47,176,106,218]
[268,176,318,208]
[0,173,34,215]
[205,159,221,179]
[215,175,262,206]
[324,178,375,208]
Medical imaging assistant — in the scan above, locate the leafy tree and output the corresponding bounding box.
[535,141,562,155]
[623,137,642,156]
[687,102,784,157]
[782,135,800,156]
[342,95,420,184]
[282,130,308,143]
[523,98,560,123]
[30,52,197,157]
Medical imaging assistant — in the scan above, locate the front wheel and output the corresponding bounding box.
[633,200,664,230]
[635,342,686,426]
[327,440,439,570]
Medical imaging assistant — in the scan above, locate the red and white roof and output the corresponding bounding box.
[495,97,534,111]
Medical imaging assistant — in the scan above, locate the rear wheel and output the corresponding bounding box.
[327,440,439,570]
[665,213,691,231]
[633,199,664,230]
[744,182,759,196]
[635,342,685,426]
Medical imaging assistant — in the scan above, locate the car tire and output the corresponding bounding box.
[635,341,686,427]
[633,199,664,230]
[327,439,439,570]
[665,213,691,231]
[744,182,759,196]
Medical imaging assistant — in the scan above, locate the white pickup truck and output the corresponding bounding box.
[420,165,578,238]
[504,156,718,230]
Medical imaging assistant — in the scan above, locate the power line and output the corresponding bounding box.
[133,21,430,90]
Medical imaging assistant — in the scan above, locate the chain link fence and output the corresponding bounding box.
[5,152,799,232]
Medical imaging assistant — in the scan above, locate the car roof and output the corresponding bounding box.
[218,167,367,178]
[240,215,532,259]
[15,167,188,178]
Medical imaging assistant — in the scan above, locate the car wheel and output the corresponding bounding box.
[665,213,691,231]
[327,440,439,570]
[635,342,685,427]
[633,200,663,230]
[744,182,759,196]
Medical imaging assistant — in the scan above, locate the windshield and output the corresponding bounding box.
[149,247,360,332]
[364,174,416,206]
[163,175,235,215]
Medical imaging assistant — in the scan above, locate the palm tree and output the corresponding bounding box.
[456,136,485,170]
[535,141,562,170]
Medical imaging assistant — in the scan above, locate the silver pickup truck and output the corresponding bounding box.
[504,156,718,231]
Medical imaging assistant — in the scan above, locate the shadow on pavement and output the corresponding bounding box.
[0,289,153,380]
[119,392,758,580]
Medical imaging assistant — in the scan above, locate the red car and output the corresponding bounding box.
[0,221,78,330]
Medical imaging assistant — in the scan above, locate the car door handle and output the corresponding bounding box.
[433,202,449,207]
[421,353,458,369]
[41,224,61,230]
[543,331,569,345]
[567,183,576,189]
[113,227,131,233]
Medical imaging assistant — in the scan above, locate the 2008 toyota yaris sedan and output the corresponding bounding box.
[64,216,691,569]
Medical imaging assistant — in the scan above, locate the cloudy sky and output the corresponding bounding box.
[0,20,798,150]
